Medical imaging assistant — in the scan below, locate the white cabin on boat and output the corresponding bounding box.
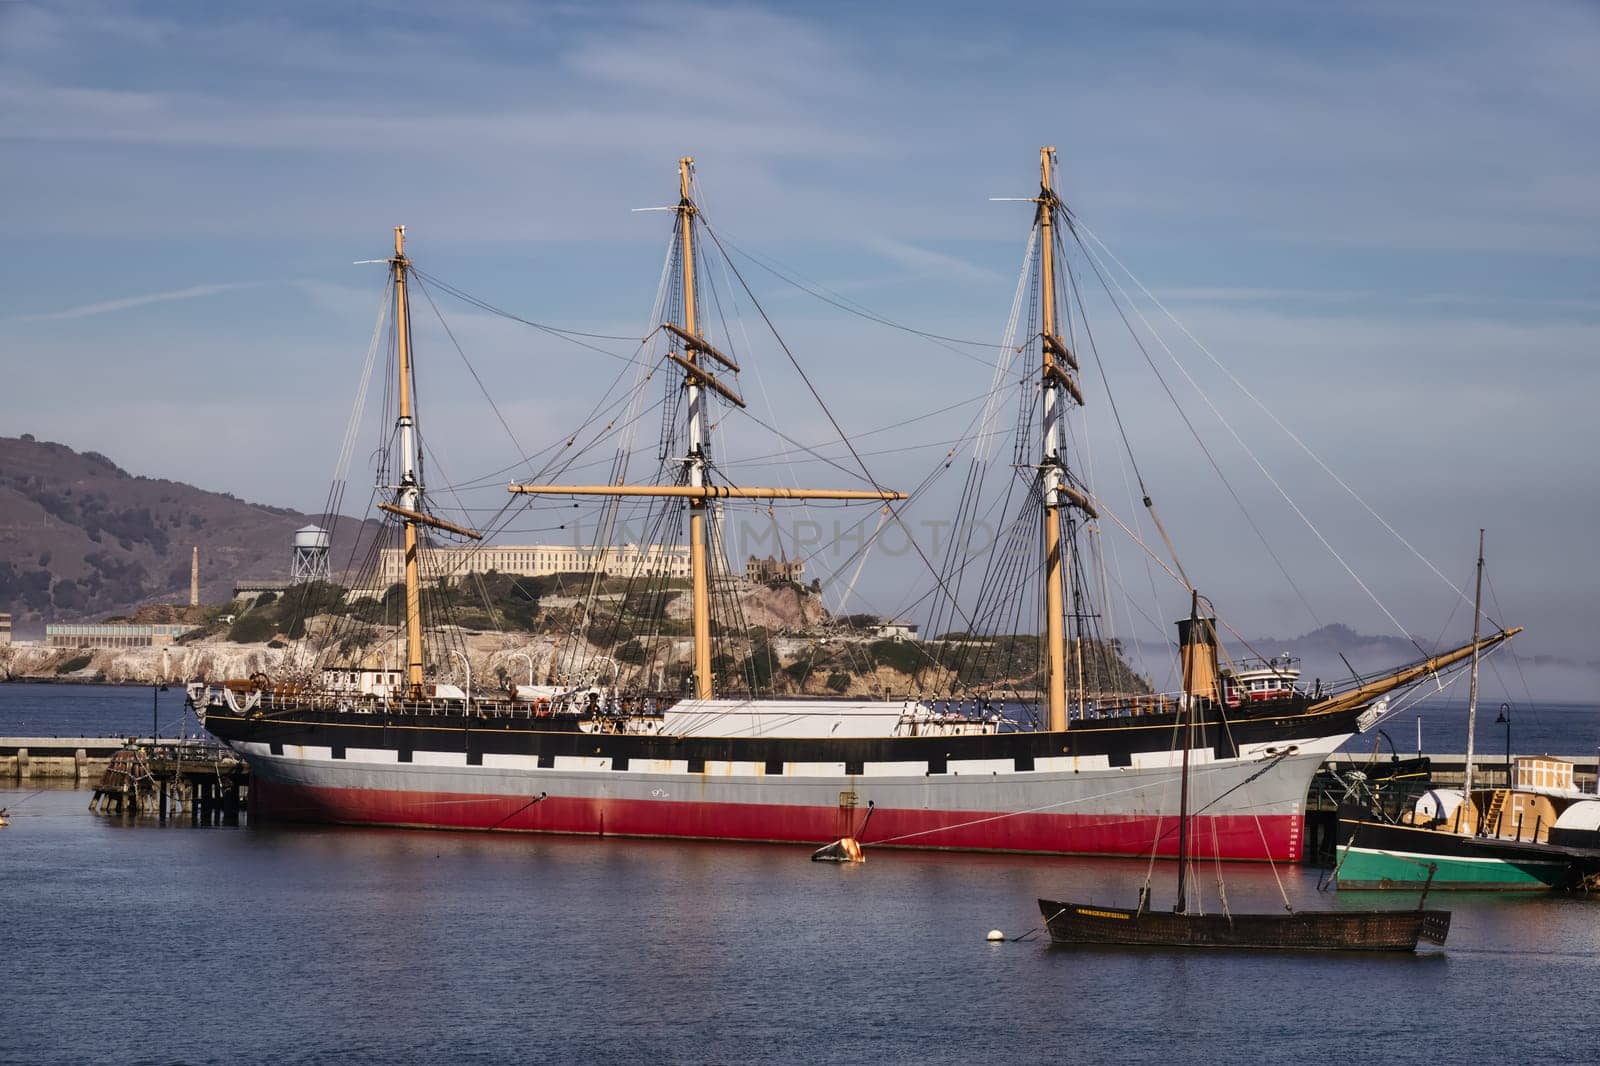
[1221,655,1302,707]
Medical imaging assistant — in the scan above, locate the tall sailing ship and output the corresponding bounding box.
[199,151,1516,860]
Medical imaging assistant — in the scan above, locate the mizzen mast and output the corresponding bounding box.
[391,226,427,697]
[678,157,716,700]
[1035,147,1092,732]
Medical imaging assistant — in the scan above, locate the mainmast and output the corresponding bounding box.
[1035,147,1091,732]
[391,226,427,697]
[508,157,905,701]
[1462,529,1486,811]
[678,157,715,700]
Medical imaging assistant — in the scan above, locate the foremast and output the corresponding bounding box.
[377,226,483,699]
[1034,147,1094,731]
[509,157,904,701]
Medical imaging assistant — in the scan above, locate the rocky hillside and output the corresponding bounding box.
[0,434,372,632]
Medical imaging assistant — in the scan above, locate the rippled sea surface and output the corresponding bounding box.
[3,787,1599,1066]
[2,685,1598,1064]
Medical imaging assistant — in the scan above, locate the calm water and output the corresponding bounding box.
[2,685,1599,1063]
[3,788,1599,1064]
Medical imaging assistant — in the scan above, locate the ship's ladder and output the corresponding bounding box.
[1482,789,1507,837]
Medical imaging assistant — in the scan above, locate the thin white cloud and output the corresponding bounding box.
[865,237,1005,285]
[10,282,276,323]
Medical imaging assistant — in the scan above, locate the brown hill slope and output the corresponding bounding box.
[0,434,371,632]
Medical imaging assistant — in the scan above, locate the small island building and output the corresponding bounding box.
[744,555,804,584]
[46,622,195,649]
[874,620,920,642]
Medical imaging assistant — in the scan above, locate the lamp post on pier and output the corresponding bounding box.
[151,682,169,746]
[1494,703,1512,787]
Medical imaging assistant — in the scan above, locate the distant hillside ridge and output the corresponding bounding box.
[0,433,370,632]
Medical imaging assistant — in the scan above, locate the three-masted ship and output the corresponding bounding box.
[199,152,1516,860]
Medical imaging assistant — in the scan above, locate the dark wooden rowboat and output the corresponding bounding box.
[1037,898,1451,951]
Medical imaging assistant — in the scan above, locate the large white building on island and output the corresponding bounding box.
[376,543,692,586]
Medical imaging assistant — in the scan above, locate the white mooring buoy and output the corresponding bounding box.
[986,929,1005,942]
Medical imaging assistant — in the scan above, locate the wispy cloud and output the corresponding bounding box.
[12,282,271,322]
[865,238,1005,285]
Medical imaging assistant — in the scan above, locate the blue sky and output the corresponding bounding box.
[2,1,1597,678]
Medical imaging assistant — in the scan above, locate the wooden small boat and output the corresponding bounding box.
[1039,594,1452,952]
[1037,895,1450,951]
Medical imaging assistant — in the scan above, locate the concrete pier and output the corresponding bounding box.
[0,737,130,783]
[2,737,249,823]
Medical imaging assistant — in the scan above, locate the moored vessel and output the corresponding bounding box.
[1336,533,1598,890]
[200,152,1514,860]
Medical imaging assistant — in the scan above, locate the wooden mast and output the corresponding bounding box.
[391,225,427,697]
[1038,146,1070,732]
[509,159,904,701]
[677,157,717,700]
[1462,529,1486,811]
[1175,589,1200,913]
[1308,625,1519,715]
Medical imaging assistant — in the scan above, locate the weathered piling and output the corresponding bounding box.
[88,746,154,813]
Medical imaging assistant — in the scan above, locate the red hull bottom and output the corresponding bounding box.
[253,780,1302,861]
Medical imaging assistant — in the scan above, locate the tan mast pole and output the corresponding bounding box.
[392,226,426,697]
[1307,624,1519,715]
[1039,146,1069,732]
[1462,529,1486,816]
[678,157,715,700]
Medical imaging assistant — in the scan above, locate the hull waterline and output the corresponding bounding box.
[229,732,1345,860]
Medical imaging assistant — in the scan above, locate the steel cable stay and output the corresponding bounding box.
[1074,221,1482,621]
[701,172,893,648]
[1068,224,1423,656]
[409,266,645,347]
[714,232,1008,355]
[694,215,995,644]
[1057,222,1322,636]
[411,272,540,481]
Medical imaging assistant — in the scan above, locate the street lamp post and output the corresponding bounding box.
[1494,703,1512,787]
[450,650,472,716]
[151,682,169,745]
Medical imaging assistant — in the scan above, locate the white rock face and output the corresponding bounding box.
[0,631,601,688]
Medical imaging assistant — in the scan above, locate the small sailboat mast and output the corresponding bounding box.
[1174,591,1202,913]
[392,226,427,697]
[1462,529,1486,805]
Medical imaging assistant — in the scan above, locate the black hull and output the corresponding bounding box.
[201,696,1361,772]
[1037,898,1449,951]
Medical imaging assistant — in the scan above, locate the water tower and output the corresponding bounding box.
[291,525,332,583]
